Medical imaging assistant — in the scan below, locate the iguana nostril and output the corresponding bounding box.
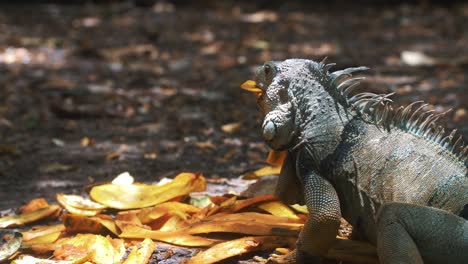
[262,120,276,141]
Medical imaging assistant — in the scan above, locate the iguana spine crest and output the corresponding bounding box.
[316,61,467,165]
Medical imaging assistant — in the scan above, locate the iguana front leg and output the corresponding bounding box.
[377,202,468,264]
[270,169,341,263]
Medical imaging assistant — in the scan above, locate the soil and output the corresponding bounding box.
[0,0,467,216]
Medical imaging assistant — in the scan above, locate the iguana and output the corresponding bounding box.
[241,59,468,263]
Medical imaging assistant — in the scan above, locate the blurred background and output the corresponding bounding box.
[1,0,467,210]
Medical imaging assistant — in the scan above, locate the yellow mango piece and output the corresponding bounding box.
[240,80,263,93]
[122,238,155,264]
[258,201,300,219]
[189,236,297,264]
[119,225,219,247]
[90,172,206,209]
[0,205,60,228]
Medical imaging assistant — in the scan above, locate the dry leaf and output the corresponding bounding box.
[225,194,276,213]
[54,234,117,263]
[242,165,281,179]
[22,231,61,247]
[11,255,73,264]
[119,225,219,247]
[22,224,65,241]
[90,172,206,209]
[137,202,200,224]
[189,236,296,264]
[258,201,300,219]
[0,205,60,228]
[57,193,106,216]
[62,214,118,235]
[122,238,155,264]
[18,198,49,214]
[184,220,302,236]
[0,231,22,262]
[290,204,309,214]
[266,150,287,166]
[221,122,241,134]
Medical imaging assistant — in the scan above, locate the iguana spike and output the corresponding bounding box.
[441,129,458,148]
[452,135,463,152]
[401,104,417,129]
[392,106,404,127]
[406,102,426,127]
[337,77,364,94]
[408,104,429,129]
[462,145,468,157]
[382,105,393,131]
[320,56,328,64]
[422,123,436,138]
[324,63,336,72]
[330,66,369,85]
[434,127,445,143]
[418,110,440,133]
[410,110,434,133]
[349,92,378,104]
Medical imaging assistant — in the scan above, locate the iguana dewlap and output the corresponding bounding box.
[243,59,468,263]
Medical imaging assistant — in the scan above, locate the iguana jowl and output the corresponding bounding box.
[243,59,468,263]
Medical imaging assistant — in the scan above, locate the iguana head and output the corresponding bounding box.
[242,59,326,150]
[242,59,369,151]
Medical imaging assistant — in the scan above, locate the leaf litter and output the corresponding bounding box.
[0,163,377,264]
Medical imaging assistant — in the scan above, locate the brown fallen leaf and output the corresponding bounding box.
[266,150,287,166]
[242,165,281,180]
[189,236,296,264]
[221,122,241,134]
[137,201,200,224]
[183,220,302,236]
[53,234,119,263]
[22,231,61,247]
[62,214,119,236]
[22,224,65,241]
[56,193,106,216]
[327,238,378,263]
[0,205,60,228]
[90,172,206,209]
[122,238,155,264]
[18,198,49,214]
[257,201,300,219]
[119,225,220,247]
[225,194,277,213]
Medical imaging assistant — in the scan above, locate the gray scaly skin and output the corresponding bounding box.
[248,59,468,263]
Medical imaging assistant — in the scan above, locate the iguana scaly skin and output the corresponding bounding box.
[244,59,468,263]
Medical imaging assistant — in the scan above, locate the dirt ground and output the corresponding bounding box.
[1,1,467,213]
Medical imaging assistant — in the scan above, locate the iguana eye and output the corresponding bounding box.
[263,62,276,83]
